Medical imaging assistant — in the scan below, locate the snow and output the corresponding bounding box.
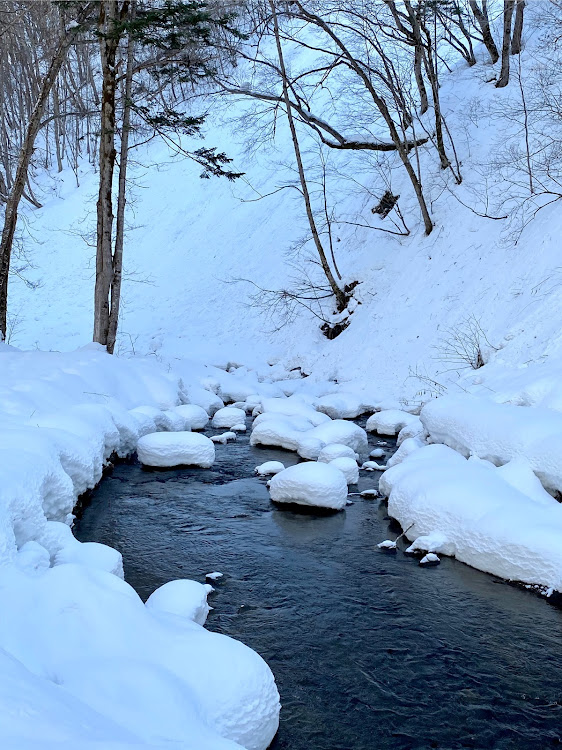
[145,579,214,626]
[317,444,359,463]
[421,394,562,494]
[211,431,237,444]
[137,432,215,468]
[361,461,386,471]
[366,410,419,436]
[328,457,359,485]
[212,407,247,429]
[420,553,440,566]
[0,346,280,750]
[369,448,385,459]
[206,571,224,581]
[316,392,365,419]
[173,404,209,430]
[381,443,562,592]
[268,462,348,510]
[254,461,285,476]
[231,423,247,432]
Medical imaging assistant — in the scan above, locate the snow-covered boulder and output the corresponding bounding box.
[269,462,348,510]
[328,457,359,485]
[306,420,368,455]
[397,416,426,446]
[317,443,359,463]
[174,404,209,430]
[186,387,224,416]
[366,409,419,435]
[255,461,285,476]
[130,405,176,432]
[146,579,213,625]
[212,407,246,429]
[316,392,364,419]
[137,432,215,468]
[385,437,425,469]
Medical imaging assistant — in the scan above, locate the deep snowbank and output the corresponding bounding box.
[0,344,280,750]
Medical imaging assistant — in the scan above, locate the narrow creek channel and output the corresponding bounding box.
[74,418,562,750]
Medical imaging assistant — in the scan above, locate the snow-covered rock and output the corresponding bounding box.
[385,437,425,469]
[174,404,209,430]
[212,407,247,429]
[255,461,285,476]
[420,553,440,566]
[366,410,419,435]
[137,432,215,468]
[231,423,247,432]
[421,394,562,494]
[361,461,386,471]
[317,444,359,463]
[305,420,368,456]
[328,457,359,485]
[316,392,364,419]
[146,579,213,625]
[269,462,348,510]
[369,447,385,458]
[382,442,562,592]
[187,387,224,417]
[211,431,237,444]
[397,417,426,446]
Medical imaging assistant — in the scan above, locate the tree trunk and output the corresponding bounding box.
[107,1,135,355]
[93,1,124,346]
[414,43,429,115]
[496,0,515,88]
[269,0,347,312]
[0,5,89,339]
[511,0,525,55]
[469,0,499,63]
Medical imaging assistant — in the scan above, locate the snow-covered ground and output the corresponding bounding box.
[4,4,562,745]
[0,345,282,750]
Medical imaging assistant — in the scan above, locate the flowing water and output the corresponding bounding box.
[74,420,562,750]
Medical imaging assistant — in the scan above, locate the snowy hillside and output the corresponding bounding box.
[8,7,562,408]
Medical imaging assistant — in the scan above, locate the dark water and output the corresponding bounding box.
[74,420,562,750]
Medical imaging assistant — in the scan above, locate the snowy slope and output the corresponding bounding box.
[7,9,562,408]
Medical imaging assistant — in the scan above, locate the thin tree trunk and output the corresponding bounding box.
[496,0,515,88]
[414,43,429,115]
[94,0,126,345]
[269,0,347,311]
[107,1,135,355]
[469,0,499,63]
[0,5,90,338]
[511,0,525,55]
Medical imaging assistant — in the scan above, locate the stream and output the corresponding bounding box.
[74,419,562,750]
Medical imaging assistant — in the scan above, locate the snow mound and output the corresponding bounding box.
[212,407,247,429]
[316,392,365,419]
[187,387,224,416]
[386,437,425,469]
[328,457,359,485]
[269,462,348,510]
[231,423,247,432]
[305,420,368,456]
[174,404,209,430]
[146,579,213,625]
[366,410,419,435]
[137,432,215,468]
[382,443,562,592]
[255,461,285,476]
[317,444,359,463]
[397,417,426,446]
[421,394,562,494]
